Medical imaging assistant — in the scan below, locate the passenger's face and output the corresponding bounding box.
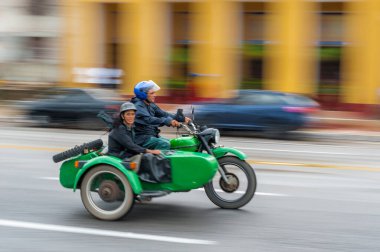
[147,90,156,103]
[122,110,135,125]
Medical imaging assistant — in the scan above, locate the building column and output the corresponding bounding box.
[264,0,317,95]
[119,1,170,96]
[62,0,103,87]
[341,0,380,105]
[190,0,241,99]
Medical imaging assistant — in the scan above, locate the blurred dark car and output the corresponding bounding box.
[194,90,319,137]
[21,88,123,130]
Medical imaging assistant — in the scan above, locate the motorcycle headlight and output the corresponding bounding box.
[199,128,220,145]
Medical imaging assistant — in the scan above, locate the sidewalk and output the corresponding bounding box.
[303,110,380,142]
[1,102,380,142]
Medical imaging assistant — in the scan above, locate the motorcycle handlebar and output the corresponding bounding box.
[177,123,194,134]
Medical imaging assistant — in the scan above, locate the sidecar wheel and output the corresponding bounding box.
[204,156,256,209]
[80,165,134,221]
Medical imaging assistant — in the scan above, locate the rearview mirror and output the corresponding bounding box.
[176,108,184,122]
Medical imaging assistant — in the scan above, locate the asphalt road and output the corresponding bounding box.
[1,126,380,252]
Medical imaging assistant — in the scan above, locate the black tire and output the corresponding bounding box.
[52,139,103,163]
[80,165,134,221]
[204,156,256,209]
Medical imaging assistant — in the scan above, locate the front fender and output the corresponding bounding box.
[212,147,247,160]
[73,156,142,194]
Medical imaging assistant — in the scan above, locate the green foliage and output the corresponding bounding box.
[166,79,187,89]
[319,47,341,60]
[242,44,264,58]
[170,47,189,63]
[241,79,263,90]
[318,83,340,95]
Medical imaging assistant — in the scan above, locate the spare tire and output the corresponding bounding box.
[52,139,103,163]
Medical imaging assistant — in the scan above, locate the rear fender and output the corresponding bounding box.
[212,147,247,160]
[73,156,142,194]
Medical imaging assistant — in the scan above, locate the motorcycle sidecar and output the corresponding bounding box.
[57,148,218,220]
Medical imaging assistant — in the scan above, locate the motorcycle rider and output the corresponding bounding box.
[109,101,172,186]
[108,101,161,159]
[131,80,191,150]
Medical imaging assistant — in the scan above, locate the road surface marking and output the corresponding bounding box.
[0,145,64,152]
[195,188,287,197]
[252,192,287,196]
[235,146,353,156]
[39,177,59,180]
[248,160,380,172]
[2,145,379,172]
[0,219,217,245]
[0,144,357,155]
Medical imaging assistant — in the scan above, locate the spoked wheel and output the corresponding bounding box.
[80,165,134,220]
[204,156,257,209]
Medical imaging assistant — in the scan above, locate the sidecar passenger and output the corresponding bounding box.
[107,102,171,183]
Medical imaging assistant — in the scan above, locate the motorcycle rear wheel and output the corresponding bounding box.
[204,156,256,209]
[80,165,134,220]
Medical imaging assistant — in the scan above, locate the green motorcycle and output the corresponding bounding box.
[53,112,257,221]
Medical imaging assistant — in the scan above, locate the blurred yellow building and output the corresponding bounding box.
[2,0,379,107]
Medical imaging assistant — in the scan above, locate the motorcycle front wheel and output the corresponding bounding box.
[204,156,256,209]
[80,165,134,220]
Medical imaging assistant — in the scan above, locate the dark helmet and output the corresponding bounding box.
[119,102,136,118]
[134,80,160,100]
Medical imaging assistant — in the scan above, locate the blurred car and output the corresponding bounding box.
[194,90,319,137]
[21,88,123,130]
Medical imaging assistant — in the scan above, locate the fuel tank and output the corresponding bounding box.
[140,150,218,191]
[170,135,200,152]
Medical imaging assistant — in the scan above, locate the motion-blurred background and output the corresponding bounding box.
[0,0,379,133]
[1,2,380,251]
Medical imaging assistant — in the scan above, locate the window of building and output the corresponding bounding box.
[317,2,344,106]
[168,3,191,101]
[25,37,58,62]
[27,0,58,16]
[241,2,266,90]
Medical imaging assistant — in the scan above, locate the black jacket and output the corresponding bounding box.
[108,122,146,159]
[131,97,176,145]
